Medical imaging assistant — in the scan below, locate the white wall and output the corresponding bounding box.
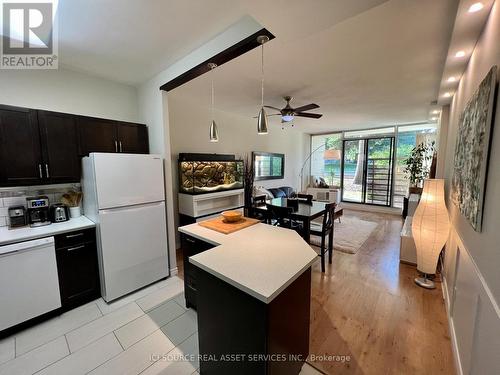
[0,68,139,122]
[137,16,264,272]
[442,0,500,305]
[441,2,500,374]
[168,95,310,246]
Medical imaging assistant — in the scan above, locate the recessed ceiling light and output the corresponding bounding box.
[455,50,466,58]
[432,110,440,114]
[431,117,438,121]
[468,2,484,13]
[444,92,453,98]
[447,76,457,82]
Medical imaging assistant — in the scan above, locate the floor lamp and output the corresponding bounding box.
[412,179,450,289]
[298,146,341,192]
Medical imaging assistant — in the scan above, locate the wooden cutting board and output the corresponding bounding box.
[198,216,260,234]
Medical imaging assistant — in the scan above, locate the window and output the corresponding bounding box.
[253,152,285,180]
[310,133,342,187]
[394,124,437,208]
[311,123,438,208]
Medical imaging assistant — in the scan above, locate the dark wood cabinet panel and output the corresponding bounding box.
[0,105,43,185]
[55,228,100,310]
[0,104,150,187]
[181,234,215,309]
[38,111,80,183]
[77,117,117,155]
[116,123,149,154]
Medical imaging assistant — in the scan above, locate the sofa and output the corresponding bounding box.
[253,186,296,200]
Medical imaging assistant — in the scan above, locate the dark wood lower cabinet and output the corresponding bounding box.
[55,228,101,310]
[196,267,311,375]
[180,234,215,309]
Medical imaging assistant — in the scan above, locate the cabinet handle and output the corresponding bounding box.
[38,164,43,178]
[67,245,85,252]
[115,140,118,152]
[45,164,50,178]
[119,141,123,153]
[65,233,84,239]
[185,237,196,244]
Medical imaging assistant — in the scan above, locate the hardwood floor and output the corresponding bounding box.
[308,210,454,375]
[176,209,455,375]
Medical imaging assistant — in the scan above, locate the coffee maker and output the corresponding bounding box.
[26,196,51,227]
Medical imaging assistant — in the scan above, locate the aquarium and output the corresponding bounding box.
[178,154,244,195]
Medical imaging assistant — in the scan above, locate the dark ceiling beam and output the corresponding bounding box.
[160,28,274,92]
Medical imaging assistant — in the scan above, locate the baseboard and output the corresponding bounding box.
[340,202,401,215]
[170,267,178,276]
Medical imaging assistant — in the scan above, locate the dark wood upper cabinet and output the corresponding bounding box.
[116,123,149,154]
[77,117,117,155]
[78,117,149,155]
[38,111,80,183]
[0,105,43,186]
[0,105,150,187]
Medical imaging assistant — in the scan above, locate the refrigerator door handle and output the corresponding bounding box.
[99,200,164,214]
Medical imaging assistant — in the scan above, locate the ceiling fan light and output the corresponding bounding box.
[209,120,219,142]
[257,107,268,134]
[282,114,294,122]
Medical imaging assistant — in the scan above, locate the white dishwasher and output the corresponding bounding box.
[0,237,61,331]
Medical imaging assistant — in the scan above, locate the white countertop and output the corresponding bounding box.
[0,216,96,246]
[178,222,318,304]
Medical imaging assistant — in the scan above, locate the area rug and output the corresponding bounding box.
[310,216,378,254]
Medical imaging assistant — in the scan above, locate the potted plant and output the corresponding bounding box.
[242,153,254,216]
[404,141,435,194]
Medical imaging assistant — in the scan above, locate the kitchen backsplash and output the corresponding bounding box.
[0,183,81,227]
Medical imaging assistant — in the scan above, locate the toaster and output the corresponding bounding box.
[49,204,70,223]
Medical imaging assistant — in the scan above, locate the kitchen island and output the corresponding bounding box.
[178,222,317,375]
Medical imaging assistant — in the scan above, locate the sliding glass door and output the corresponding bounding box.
[341,136,394,206]
[341,139,365,203]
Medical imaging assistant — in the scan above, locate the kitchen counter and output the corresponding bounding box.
[0,216,96,246]
[178,222,317,303]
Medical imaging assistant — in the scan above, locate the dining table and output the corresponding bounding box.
[253,198,343,243]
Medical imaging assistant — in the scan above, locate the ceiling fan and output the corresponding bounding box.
[264,96,323,122]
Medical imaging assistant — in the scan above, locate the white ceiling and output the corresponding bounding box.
[7,0,462,133]
[55,0,387,85]
[437,0,495,105]
[170,0,460,133]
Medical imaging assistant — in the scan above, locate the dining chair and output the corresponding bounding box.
[265,204,293,228]
[249,195,268,221]
[253,195,267,206]
[310,202,336,272]
[297,193,313,203]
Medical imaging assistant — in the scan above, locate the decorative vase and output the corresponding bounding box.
[69,206,81,218]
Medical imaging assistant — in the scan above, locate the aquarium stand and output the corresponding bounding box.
[178,189,245,223]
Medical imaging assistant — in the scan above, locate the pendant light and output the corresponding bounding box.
[208,62,219,142]
[257,35,270,135]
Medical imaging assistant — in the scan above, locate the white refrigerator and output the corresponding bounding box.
[82,153,169,302]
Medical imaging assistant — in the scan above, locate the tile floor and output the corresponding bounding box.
[0,276,322,375]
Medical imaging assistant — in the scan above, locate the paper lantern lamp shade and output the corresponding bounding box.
[412,179,450,286]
